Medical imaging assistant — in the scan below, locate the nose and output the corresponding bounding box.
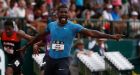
[60,10,67,15]
[61,12,66,15]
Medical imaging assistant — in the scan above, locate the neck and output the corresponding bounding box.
[58,20,68,26]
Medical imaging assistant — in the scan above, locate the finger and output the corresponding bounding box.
[35,49,39,56]
[37,49,41,55]
[33,46,38,51]
[33,49,38,56]
[34,49,38,55]
[35,50,39,56]
[34,51,38,56]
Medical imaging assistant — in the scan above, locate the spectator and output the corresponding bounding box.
[30,1,48,33]
[92,39,108,56]
[111,6,121,21]
[71,39,93,75]
[69,3,76,19]
[34,1,48,22]
[6,0,18,17]
[88,37,96,50]
[73,40,92,66]
[75,0,83,9]
[111,0,122,6]
[25,2,37,36]
[102,4,113,21]
[75,0,84,18]
[45,0,53,10]
[90,0,104,14]
[0,0,7,16]
[121,0,129,15]
[40,2,48,23]
[0,0,6,32]
[82,10,93,29]
[129,11,140,37]
[25,2,35,23]
[16,0,26,18]
[130,0,140,13]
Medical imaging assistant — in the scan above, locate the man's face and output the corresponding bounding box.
[10,1,15,7]
[114,6,120,13]
[18,0,26,8]
[132,15,138,20]
[77,44,84,50]
[5,26,14,36]
[57,8,69,25]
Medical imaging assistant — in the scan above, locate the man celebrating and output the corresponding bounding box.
[19,4,122,75]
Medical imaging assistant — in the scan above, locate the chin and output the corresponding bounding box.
[60,20,67,24]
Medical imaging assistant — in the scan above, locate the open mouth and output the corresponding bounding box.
[60,16,67,21]
[60,16,67,20]
[61,17,66,21]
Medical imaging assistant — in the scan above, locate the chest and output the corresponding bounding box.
[50,25,74,39]
[1,32,20,42]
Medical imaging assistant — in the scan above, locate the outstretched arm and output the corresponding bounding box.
[18,32,49,51]
[80,28,122,40]
[17,30,33,41]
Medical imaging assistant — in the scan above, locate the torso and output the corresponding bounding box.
[47,21,83,59]
[1,31,21,61]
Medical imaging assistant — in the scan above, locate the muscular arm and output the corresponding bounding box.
[80,28,121,40]
[17,30,33,41]
[18,31,49,51]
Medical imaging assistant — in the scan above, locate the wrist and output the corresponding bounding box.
[35,42,41,46]
[110,35,114,39]
[104,34,114,39]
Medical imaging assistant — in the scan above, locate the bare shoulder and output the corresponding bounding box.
[80,28,93,35]
[16,30,33,40]
[17,30,25,35]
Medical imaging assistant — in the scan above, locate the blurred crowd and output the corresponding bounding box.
[0,0,140,37]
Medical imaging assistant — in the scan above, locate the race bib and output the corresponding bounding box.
[52,41,64,51]
[3,42,14,54]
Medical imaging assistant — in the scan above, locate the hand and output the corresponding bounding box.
[111,34,124,41]
[33,44,40,56]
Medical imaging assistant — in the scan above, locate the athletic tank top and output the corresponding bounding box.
[1,31,21,61]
